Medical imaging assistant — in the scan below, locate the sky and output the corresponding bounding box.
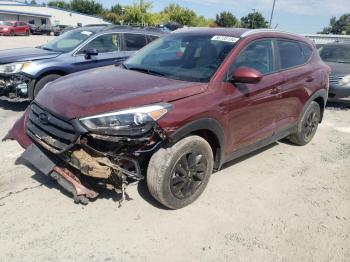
[42,0,350,34]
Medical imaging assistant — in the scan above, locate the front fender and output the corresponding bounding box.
[2,108,32,149]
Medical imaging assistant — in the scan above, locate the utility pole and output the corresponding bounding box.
[269,0,276,29]
[252,9,256,29]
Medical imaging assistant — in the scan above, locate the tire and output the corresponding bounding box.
[9,30,15,36]
[147,135,214,209]
[288,101,321,146]
[33,74,61,97]
[26,30,30,36]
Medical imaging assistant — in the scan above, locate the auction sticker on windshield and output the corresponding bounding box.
[81,31,93,36]
[211,35,239,43]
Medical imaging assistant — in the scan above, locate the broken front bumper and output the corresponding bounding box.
[0,73,31,99]
[4,103,167,204]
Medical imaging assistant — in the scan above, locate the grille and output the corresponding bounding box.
[26,103,78,154]
[329,74,344,86]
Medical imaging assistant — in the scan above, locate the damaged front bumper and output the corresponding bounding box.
[0,73,32,100]
[4,103,168,204]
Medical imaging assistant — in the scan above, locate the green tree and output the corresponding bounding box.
[320,14,350,35]
[30,0,37,4]
[111,3,123,16]
[195,16,215,27]
[162,4,197,26]
[70,0,104,15]
[48,1,71,9]
[215,11,239,27]
[123,1,153,25]
[240,12,268,29]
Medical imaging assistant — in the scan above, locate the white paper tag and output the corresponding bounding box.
[211,35,239,43]
[81,31,93,36]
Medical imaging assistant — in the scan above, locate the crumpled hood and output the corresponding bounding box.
[326,62,350,75]
[35,66,208,119]
[0,47,61,64]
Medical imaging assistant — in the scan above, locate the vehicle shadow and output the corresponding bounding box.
[220,142,278,169]
[0,99,29,112]
[326,101,350,110]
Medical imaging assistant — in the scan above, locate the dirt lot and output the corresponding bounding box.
[0,35,350,262]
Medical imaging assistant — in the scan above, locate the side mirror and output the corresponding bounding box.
[230,67,263,84]
[84,48,98,59]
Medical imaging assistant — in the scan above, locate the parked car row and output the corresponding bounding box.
[0,27,340,209]
[0,25,165,100]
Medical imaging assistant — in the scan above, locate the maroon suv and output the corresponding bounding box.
[5,28,330,209]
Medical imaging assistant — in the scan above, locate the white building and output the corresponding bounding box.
[0,0,108,26]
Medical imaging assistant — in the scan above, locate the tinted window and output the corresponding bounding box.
[124,33,147,51]
[231,39,275,75]
[277,40,304,69]
[319,44,350,64]
[148,35,159,43]
[301,42,313,62]
[78,34,120,54]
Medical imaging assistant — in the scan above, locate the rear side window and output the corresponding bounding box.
[147,35,159,43]
[124,33,147,51]
[300,42,313,62]
[231,39,275,75]
[277,40,305,69]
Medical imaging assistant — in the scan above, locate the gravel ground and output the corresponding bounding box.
[0,36,350,262]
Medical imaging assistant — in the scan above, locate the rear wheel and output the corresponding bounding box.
[33,74,62,98]
[288,101,321,146]
[9,30,15,36]
[25,30,30,36]
[147,136,214,209]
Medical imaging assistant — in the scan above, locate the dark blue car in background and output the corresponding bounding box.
[0,25,166,100]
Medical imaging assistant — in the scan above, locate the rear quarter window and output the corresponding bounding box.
[147,35,159,43]
[277,40,305,70]
[300,42,313,62]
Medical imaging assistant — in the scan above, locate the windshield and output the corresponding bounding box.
[41,28,98,52]
[124,33,237,83]
[0,21,14,26]
[319,45,350,64]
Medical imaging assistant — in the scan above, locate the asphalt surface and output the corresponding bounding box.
[0,35,350,262]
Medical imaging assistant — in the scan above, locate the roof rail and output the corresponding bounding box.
[102,24,165,33]
[241,29,303,38]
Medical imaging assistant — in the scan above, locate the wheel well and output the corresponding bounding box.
[29,71,67,99]
[314,96,325,122]
[190,129,222,171]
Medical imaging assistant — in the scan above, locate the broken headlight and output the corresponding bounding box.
[79,103,172,136]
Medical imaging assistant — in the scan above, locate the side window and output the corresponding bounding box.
[123,33,147,51]
[78,34,120,54]
[300,42,313,62]
[147,35,159,43]
[277,40,305,69]
[231,39,275,75]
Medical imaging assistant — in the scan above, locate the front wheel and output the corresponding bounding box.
[288,101,321,146]
[147,136,214,209]
[33,74,62,98]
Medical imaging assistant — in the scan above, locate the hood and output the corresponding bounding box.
[35,66,208,119]
[326,62,350,75]
[0,47,61,64]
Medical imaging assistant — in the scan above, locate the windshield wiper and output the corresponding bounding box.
[125,66,166,77]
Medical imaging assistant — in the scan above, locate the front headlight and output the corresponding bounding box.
[340,75,350,86]
[79,103,172,136]
[0,62,31,75]
[3,28,9,31]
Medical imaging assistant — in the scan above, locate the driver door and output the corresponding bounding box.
[73,33,128,72]
[224,39,285,151]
